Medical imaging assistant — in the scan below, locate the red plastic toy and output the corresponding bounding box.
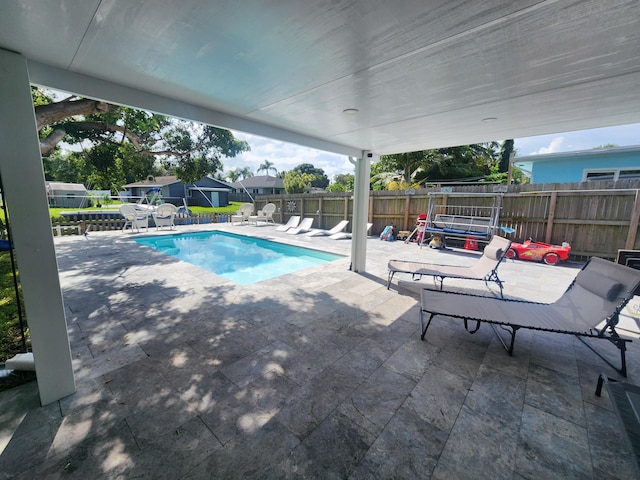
[505,239,571,265]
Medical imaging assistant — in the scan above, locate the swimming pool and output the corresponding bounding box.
[134,231,344,285]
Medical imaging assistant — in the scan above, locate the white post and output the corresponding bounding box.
[350,151,373,272]
[0,49,75,405]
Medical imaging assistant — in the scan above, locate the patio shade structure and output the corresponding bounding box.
[0,0,639,404]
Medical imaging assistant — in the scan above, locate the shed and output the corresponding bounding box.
[45,182,88,208]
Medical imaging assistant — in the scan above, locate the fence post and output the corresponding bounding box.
[625,189,640,249]
[544,191,557,243]
[344,195,349,221]
[368,195,374,224]
[404,195,411,230]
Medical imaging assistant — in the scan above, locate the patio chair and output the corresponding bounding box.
[387,235,511,296]
[119,204,149,233]
[276,216,300,232]
[231,203,254,225]
[419,256,640,377]
[306,220,349,237]
[329,223,373,240]
[152,203,178,230]
[254,203,277,225]
[595,374,640,474]
[286,217,314,234]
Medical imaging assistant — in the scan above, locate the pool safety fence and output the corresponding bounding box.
[52,212,231,236]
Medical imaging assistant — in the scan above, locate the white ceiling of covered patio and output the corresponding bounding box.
[1,0,639,156]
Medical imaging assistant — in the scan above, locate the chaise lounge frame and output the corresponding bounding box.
[419,256,640,376]
[387,235,511,297]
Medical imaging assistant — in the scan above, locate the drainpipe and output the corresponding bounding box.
[349,151,373,272]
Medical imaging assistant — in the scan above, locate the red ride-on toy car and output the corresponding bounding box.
[505,239,571,265]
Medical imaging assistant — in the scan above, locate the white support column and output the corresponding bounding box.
[0,50,75,405]
[350,151,373,272]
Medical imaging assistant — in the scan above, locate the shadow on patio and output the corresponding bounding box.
[1,226,638,479]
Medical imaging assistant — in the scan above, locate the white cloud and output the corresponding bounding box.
[227,131,354,179]
[536,136,565,154]
[515,123,640,157]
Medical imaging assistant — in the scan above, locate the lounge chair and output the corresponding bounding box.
[329,223,373,240]
[231,203,254,225]
[254,203,277,225]
[286,217,314,234]
[419,256,640,376]
[152,203,178,230]
[595,374,640,473]
[387,235,511,296]
[306,220,349,237]
[119,204,149,233]
[276,216,300,232]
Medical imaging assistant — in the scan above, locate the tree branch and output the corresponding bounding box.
[35,99,117,131]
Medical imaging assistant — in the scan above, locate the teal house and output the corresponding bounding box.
[515,145,640,184]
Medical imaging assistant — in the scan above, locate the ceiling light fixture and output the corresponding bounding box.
[481,117,498,123]
[343,108,359,115]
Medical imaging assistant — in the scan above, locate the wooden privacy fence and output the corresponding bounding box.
[254,180,640,261]
[51,179,640,261]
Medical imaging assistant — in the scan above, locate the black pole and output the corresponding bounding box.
[0,174,27,352]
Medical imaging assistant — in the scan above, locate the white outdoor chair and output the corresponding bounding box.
[286,217,314,234]
[306,220,349,237]
[276,216,300,232]
[254,203,277,225]
[119,204,149,233]
[152,203,178,230]
[231,203,254,225]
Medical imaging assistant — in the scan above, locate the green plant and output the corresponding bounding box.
[0,251,29,363]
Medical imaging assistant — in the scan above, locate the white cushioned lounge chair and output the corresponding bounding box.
[329,223,372,240]
[419,256,640,376]
[306,220,349,237]
[387,235,512,296]
[276,216,300,232]
[286,217,314,234]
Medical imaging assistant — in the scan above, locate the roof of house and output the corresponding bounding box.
[515,145,640,164]
[45,181,87,192]
[123,175,180,188]
[231,175,285,189]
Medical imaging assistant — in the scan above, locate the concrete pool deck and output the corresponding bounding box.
[1,222,639,479]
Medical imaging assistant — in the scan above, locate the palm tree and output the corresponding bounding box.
[257,160,277,176]
[225,169,240,182]
[237,166,253,179]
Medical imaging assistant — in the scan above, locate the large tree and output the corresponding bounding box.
[290,163,329,189]
[33,87,250,188]
[374,143,500,189]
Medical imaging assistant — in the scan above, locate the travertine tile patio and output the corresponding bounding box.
[1,223,639,479]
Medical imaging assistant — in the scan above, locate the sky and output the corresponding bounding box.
[228,123,640,180]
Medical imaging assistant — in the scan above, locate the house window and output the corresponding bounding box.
[618,169,640,180]
[584,168,640,182]
[585,171,615,181]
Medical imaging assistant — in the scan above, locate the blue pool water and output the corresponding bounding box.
[134,231,343,285]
